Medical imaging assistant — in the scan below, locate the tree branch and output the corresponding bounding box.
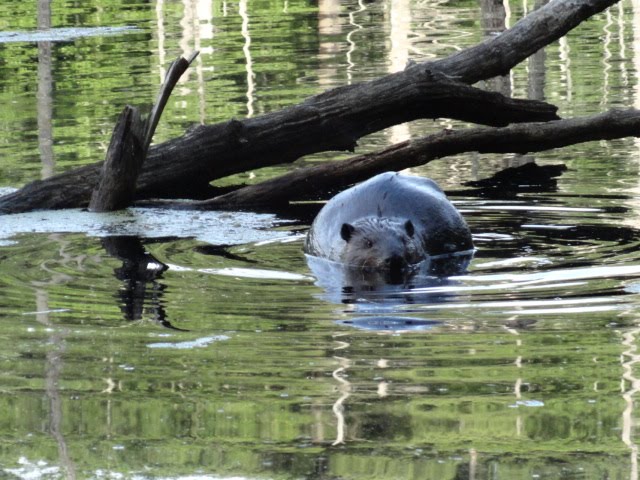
[196,109,640,209]
[0,0,620,214]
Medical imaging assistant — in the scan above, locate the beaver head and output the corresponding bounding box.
[339,217,425,271]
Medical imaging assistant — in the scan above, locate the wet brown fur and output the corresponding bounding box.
[340,217,425,269]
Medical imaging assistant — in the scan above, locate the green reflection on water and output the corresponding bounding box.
[1,0,640,478]
[0,313,631,477]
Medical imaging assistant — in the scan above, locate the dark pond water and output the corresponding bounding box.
[1,0,640,479]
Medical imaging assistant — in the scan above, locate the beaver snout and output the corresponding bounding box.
[385,254,407,272]
[383,254,411,284]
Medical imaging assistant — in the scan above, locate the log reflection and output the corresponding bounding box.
[480,0,511,96]
[100,236,182,329]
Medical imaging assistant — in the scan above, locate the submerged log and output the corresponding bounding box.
[197,109,640,208]
[0,0,621,214]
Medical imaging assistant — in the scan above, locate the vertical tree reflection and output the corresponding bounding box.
[37,0,54,178]
[33,233,77,478]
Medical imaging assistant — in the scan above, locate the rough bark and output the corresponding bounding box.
[196,109,640,208]
[88,105,145,212]
[88,53,198,212]
[0,73,557,214]
[0,0,620,214]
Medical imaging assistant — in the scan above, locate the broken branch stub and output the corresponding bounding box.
[88,52,199,212]
[88,105,146,212]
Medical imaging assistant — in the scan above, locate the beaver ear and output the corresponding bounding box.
[404,220,415,237]
[341,223,355,242]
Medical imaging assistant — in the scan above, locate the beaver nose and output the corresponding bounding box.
[385,254,406,271]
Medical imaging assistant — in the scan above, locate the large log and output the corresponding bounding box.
[197,109,640,208]
[0,0,619,214]
[0,74,556,214]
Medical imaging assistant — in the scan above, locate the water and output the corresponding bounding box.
[1,0,640,478]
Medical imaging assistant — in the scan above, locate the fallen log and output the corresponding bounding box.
[0,0,620,214]
[195,109,640,208]
[0,72,556,214]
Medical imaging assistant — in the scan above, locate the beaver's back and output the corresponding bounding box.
[305,172,473,261]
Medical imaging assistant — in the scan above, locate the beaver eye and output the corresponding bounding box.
[364,238,373,248]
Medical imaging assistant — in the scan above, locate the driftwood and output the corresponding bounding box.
[88,53,198,212]
[0,0,625,214]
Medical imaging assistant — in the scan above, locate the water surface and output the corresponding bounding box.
[1,0,640,479]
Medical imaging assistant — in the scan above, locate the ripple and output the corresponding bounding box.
[169,263,312,281]
[336,316,441,331]
[462,264,640,285]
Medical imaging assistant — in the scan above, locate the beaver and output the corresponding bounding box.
[304,172,473,273]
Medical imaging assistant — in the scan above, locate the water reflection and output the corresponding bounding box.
[306,252,473,333]
[387,0,411,144]
[4,0,640,477]
[101,236,176,328]
[558,35,573,103]
[480,0,511,97]
[634,0,640,111]
[622,326,640,479]
[37,0,54,179]
[239,0,256,117]
[318,0,342,86]
[330,353,350,445]
[42,307,77,480]
[2,193,640,477]
[528,0,548,102]
[30,234,79,479]
[346,0,366,83]
[336,315,440,330]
